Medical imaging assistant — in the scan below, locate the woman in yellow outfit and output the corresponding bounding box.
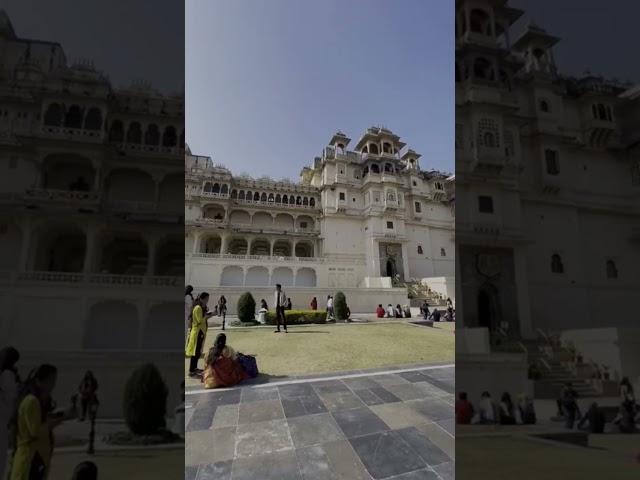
[10,364,74,480]
[186,292,212,378]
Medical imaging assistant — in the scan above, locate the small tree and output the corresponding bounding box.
[237,292,256,323]
[123,363,168,435]
[333,291,347,321]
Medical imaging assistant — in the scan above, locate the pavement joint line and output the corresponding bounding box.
[186,362,454,396]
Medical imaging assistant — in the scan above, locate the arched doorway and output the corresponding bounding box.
[386,258,396,278]
[477,283,499,331]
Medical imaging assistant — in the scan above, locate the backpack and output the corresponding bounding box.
[237,353,258,378]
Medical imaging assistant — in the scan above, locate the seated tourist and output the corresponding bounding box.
[402,305,411,318]
[517,394,536,425]
[394,304,403,318]
[478,391,497,424]
[386,304,394,318]
[578,402,605,433]
[203,334,249,389]
[310,296,318,310]
[257,299,268,324]
[431,309,441,322]
[456,392,474,424]
[376,304,385,318]
[499,392,516,425]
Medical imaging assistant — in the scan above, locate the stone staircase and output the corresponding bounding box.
[521,338,602,399]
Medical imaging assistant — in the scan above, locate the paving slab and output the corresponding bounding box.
[235,418,294,458]
[370,402,433,430]
[320,391,366,412]
[231,450,301,480]
[238,399,285,424]
[211,404,238,429]
[196,460,232,480]
[288,413,345,448]
[332,407,390,439]
[349,431,427,479]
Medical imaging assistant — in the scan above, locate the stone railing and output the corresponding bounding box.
[40,126,104,142]
[14,271,181,287]
[25,188,100,203]
[233,198,319,210]
[112,142,184,156]
[200,192,230,199]
[188,253,366,266]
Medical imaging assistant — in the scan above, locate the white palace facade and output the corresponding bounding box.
[0,11,184,415]
[185,128,455,313]
[455,0,640,396]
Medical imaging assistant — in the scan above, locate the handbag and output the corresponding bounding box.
[236,353,258,378]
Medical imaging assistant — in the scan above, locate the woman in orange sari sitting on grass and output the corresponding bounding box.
[203,333,249,389]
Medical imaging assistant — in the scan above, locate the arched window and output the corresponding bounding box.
[539,100,550,113]
[83,107,102,130]
[469,9,490,35]
[440,248,446,257]
[478,118,500,148]
[387,192,395,201]
[144,124,160,145]
[473,57,494,81]
[203,182,212,193]
[126,122,142,144]
[245,191,251,201]
[417,245,423,255]
[296,196,302,205]
[212,183,220,194]
[551,254,564,274]
[303,197,309,206]
[606,259,618,279]
[231,189,237,199]
[275,194,281,203]
[282,194,288,204]
[238,190,245,200]
[260,192,267,202]
[162,126,177,147]
[310,198,316,207]
[253,192,260,201]
[268,193,274,202]
[384,163,393,173]
[43,103,63,126]
[598,104,607,120]
[371,164,380,174]
[221,184,228,195]
[289,196,296,205]
[108,120,124,142]
[369,144,379,155]
[64,105,83,128]
[383,142,392,153]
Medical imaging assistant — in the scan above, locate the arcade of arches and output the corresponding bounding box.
[220,265,317,287]
[190,232,317,258]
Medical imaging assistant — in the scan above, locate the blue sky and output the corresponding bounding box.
[186,0,453,180]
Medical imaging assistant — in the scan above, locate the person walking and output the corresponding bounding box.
[0,347,20,480]
[184,285,194,340]
[310,297,318,310]
[326,295,334,320]
[420,300,430,320]
[186,292,213,377]
[218,295,228,331]
[76,371,98,422]
[273,284,288,333]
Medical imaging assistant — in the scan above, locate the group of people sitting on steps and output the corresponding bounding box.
[455,391,537,425]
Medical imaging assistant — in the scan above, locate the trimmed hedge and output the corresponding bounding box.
[237,292,256,323]
[123,363,168,435]
[264,309,327,325]
[333,291,347,321]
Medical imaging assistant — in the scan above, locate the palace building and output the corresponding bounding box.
[185,127,455,313]
[455,0,640,396]
[0,11,184,415]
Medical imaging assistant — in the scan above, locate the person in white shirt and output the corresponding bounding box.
[326,295,334,320]
[478,391,497,424]
[273,284,288,333]
[0,347,20,479]
[386,304,394,318]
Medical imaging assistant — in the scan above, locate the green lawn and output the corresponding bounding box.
[49,449,184,479]
[186,322,454,381]
[457,436,640,479]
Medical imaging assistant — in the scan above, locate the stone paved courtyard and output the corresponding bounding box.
[185,365,454,480]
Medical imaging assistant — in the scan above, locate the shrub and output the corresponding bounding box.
[123,363,168,435]
[237,292,256,323]
[264,309,327,325]
[333,291,347,320]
